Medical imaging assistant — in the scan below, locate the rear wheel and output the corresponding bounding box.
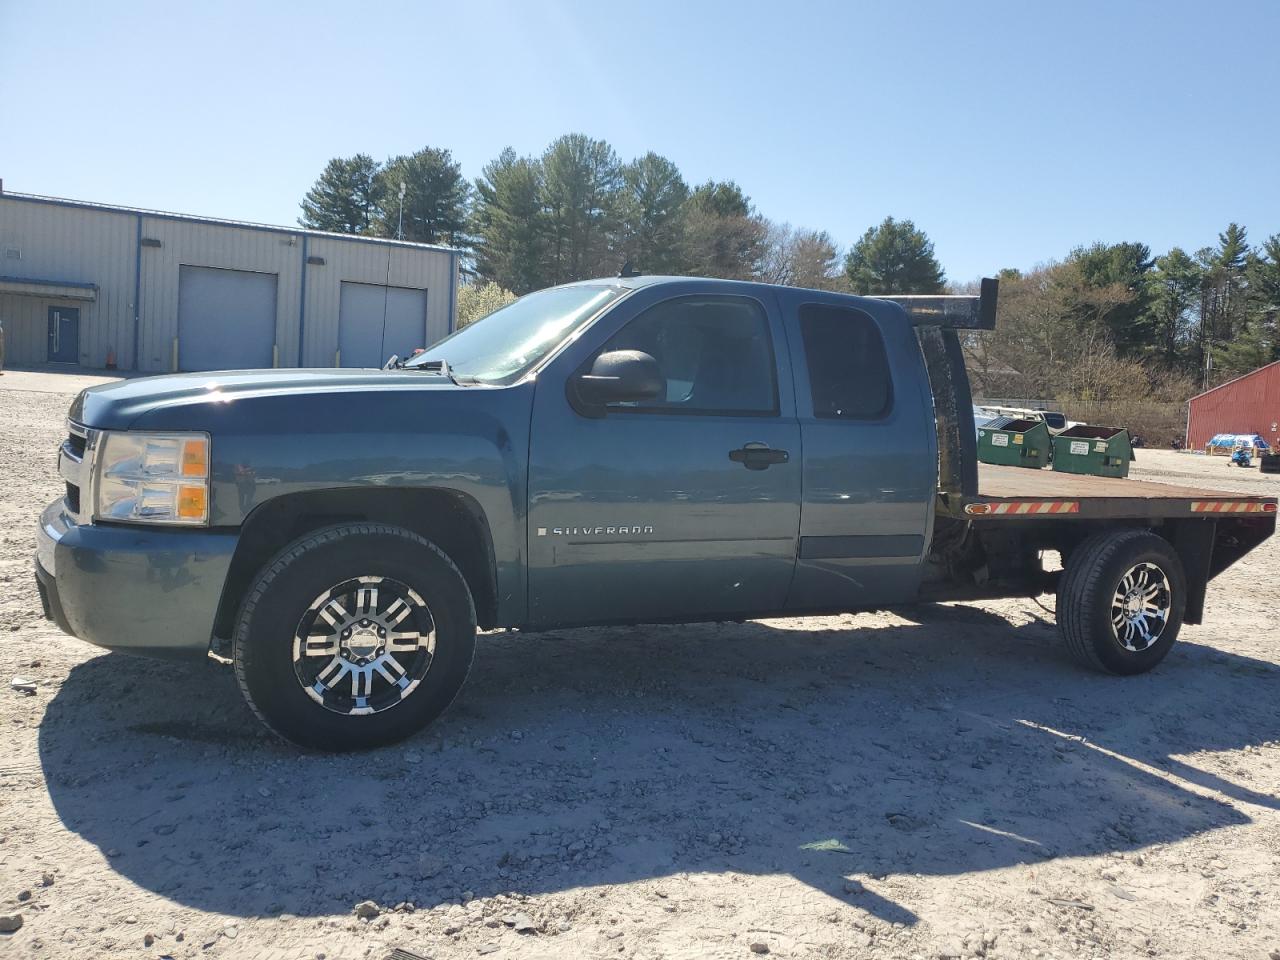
[1056,528,1185,675]
[233,523,476,750]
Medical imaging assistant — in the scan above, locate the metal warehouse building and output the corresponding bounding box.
[1186,359,1280,450]
[0,188,459,372]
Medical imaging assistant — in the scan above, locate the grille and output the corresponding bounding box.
[67,429,87,459]
[63,421,90,517]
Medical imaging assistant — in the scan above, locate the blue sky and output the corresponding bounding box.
[2,0,1277,282]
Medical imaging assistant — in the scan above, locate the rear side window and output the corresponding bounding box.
[599,296,778,415]
[798,304,892,419]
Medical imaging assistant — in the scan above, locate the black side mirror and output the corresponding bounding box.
[572,350,665,412]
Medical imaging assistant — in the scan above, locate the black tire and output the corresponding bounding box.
[1056,528,1186,675]
[233,523,476,750]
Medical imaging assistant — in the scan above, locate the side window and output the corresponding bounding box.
[598,296,778,415]
[799,304,893,419]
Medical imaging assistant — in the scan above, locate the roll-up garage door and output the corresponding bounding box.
[177,265,278,371]
[338,282,428,368]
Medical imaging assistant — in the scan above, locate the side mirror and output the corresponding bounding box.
[572,350,665,410]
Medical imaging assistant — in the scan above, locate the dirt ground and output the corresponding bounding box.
[2,372,1278,960]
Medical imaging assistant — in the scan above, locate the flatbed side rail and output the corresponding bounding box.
[947,494,1277,522]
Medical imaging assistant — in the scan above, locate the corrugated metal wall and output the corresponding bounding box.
[337,282,429,367]
[137,216,304,371]
[303,235,455,367]
[0,193,457,372]
[1186,360,1280,450]
[0,197,136,366]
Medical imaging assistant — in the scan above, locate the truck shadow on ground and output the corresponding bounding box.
[38,606,1280,926]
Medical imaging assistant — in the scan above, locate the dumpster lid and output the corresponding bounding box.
[1057,424,1128,440]
[984,416,1042,432]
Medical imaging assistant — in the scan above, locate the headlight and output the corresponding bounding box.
[94,432,210,526]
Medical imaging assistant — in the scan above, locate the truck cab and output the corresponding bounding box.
[523,279,938,626]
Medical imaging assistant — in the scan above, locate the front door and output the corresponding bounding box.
[47,307,80,364]
[527,288,802,627]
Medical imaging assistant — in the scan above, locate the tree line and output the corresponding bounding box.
[300,136,1279,399]
[298,135,945,298]
[970,227,1280,401]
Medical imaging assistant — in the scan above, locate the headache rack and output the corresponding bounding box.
[884,277,999,503]
[874,277,999,330]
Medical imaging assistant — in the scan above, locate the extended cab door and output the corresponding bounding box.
[779,292,938,610]
[526,284,801,627]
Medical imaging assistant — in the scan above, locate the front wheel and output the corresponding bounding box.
[233,523,476,750]
[1056,528,1186,675]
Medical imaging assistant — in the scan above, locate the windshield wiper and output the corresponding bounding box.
[409,358,451,379]
[385,356,475,385]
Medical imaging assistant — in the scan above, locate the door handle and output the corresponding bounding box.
[729,442,789,470]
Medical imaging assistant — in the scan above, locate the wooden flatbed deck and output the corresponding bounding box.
[949,464,1279,520]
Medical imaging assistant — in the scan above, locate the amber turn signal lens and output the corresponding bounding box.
[181,439,208,477]
[177,485,208,520]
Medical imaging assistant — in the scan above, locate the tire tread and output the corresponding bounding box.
[232,523,475,747]
[1057,527,1162,673]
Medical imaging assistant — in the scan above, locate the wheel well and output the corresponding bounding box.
[212,487,499,641]
[1050,520,1213,626]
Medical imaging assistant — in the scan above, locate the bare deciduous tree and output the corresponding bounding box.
[758,222,842,290]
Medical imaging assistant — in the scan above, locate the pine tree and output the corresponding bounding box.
[617,153,690,274]
[1197,223,1251,383]
[680,181,765,280]
[299,154,384,234]
[471,148,549,294]
[1220,234,1280,377]
[844,217,945,294]
[541,134,623,282]
[378,147,471,247]
[1147,247,1202,369]
[1066,241,1156,356]
[688,180,751,219]
[1249,234,1280,317]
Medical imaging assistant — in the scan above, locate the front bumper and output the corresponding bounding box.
[35,498,238,659]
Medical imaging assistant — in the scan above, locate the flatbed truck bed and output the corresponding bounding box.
[948,464,1279,521]
[923,463,1276,628]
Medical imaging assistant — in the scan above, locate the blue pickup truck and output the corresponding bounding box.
[36,276,1277,749]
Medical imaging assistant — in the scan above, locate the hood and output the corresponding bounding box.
[70,368,464,430]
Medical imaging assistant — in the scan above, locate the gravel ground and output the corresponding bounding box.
[2,376,1279,960]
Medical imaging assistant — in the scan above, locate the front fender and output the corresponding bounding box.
[131,382,534,626]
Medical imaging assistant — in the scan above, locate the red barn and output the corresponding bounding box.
[1186,360,1280,450]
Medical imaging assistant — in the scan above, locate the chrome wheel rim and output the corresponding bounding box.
[1110,562,1171,652]
[292,576,436,716]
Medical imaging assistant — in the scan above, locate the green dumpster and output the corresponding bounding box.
[1051,424,1133,478]
[977,416,1052,468]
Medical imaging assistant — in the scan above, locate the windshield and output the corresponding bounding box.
[406,284,626,384]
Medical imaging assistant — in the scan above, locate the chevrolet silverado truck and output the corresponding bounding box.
[36,276,1277,749]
